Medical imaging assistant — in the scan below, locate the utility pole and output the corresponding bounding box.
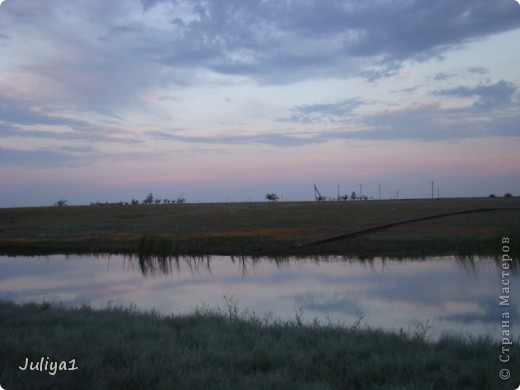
[378,184,381,200]
[432,181,434,200]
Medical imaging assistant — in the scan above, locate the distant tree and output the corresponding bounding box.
[504,193,513,198]
[154,199,162,204]
[488,194,496,198]
[163,199,170,204]
[131,199,140,205]
[176,197,186,204]
[351,191,357,201]
[143,193,154,204]
[55,199,67,207]
[265,193,279,202]
[339,194,349,201]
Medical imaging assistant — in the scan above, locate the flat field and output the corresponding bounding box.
[0,197,519,257]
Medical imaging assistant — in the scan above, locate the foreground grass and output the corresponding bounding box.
[0,300,517,389]
[1,197,519,257]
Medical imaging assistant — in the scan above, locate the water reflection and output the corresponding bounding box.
[135,255,213,277]
[133,253,516,278]
[0,254,518,341]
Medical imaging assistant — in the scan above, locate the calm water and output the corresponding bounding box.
[0,255,518,340]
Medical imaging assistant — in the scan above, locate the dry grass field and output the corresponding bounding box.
[1,197,519,258]
[1,300,517,389]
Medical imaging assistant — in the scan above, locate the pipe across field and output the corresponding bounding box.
[292,207,520,248]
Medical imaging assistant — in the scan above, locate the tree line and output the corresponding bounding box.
[54,193,186,207]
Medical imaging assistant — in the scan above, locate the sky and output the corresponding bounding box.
[0,0,519,206]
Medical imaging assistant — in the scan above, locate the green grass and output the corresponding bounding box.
[1,300,517,389]
[1,197,519,257]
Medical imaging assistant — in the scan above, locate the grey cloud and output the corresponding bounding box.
[140,0,164,12]
[3,0,518,123]
[152,97,520,146]
[0,123,20,137]
[433,72,455,81]
[356,102,520,141]
[361,104,442,141]
[0,95,94,130]
[151,129,319,148]
[278,99,362,124]
[141,0,520,83]
[468,67,489,75]
[0,143,157,168]
[2,0,519,155]
[108,23,146,35]
[0,147,81,168]
[341,1,519,56]
[391,86,420,94]
[0,125,142,145]
[0,94,143,146]
[432,80,517,110]
[2,1,164,116]
[360,60,405,82]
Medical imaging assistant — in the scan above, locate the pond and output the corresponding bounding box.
[0,254,518,341]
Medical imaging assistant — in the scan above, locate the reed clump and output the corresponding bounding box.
[138,234,179,258]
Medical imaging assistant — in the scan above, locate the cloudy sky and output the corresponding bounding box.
[1,0,519,206]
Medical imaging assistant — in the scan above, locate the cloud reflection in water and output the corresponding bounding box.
[0,254,517,341]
